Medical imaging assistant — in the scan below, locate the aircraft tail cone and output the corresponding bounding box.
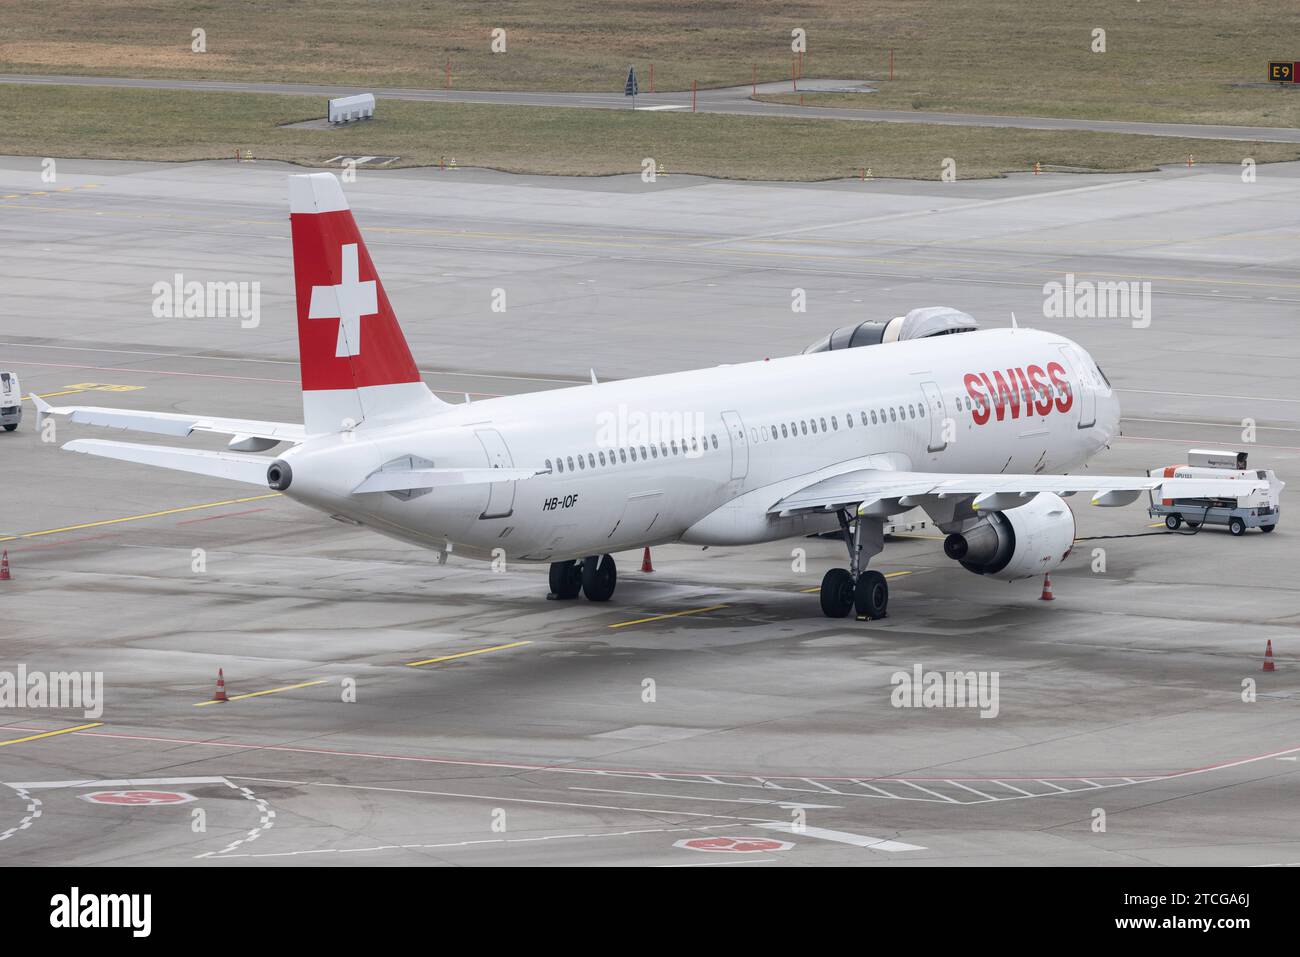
[641,547,654,573]
[212,668,230,702]
[1263,640,1276,673]
[1039,573,1054,601]
[0,549,10,581]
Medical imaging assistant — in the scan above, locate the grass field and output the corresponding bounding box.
[8,84,1297,182]
[0,0,1296,128]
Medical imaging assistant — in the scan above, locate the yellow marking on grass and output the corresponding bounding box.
[0,722,103,746]
[608,604,729,628]
[194,678,327,707]
[406,640,532,667]
[0,493,281,542]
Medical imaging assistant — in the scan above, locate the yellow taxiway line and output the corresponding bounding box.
[194,678,327,707]
[608,604,729,628]
[0,722,103,747]
[0,493,281,542]
[406,641,532,667]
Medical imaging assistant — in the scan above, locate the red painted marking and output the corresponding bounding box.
[176,507,270,526]
[675,836,792,853]
[2,533,117,553]
[81,789,196,805]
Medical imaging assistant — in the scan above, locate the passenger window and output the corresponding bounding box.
[919,404,925,418]
[545,459,552,471]
[578,455,585,470]
[671,440,678,455]
[619,448,627,463]
[557,458,564,473]
[908,405,915,419]
[860,411,868,426]
[870,411,877,425]
[711,435,719,449]
[650,445,658,458]
[845,413,852,428]
[660,443,668,458]
[820,417,827,431]
[800,421,807,435]
[598,451,606,466]
[588,453,595,468]
[889,408,896,422]
[567,456,575,471]
[810,420,818,434]
[781,424,788,438]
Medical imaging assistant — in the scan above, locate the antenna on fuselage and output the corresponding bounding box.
[590,369,599,385]
[1010,311,1019,331]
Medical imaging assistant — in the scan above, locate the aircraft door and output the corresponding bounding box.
[921,381,947,452]
[1058,346,1096,428]
[474,428,516,519]
[720,410,749,481]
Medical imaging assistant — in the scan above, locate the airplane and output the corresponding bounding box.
[35,173,1269,620]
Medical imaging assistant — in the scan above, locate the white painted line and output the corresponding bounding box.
[636,104,689,111]
[657,857,777,867]
[897,780,962,803]
[1037,780,1072,793]
[852,780,904,799]
[1077,779,1103,788]
[7,776,230,790]
[947,780,999,802]
[761,822,926,852]
[990,780,1036,797]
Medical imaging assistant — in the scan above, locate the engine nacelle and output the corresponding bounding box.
[942,493,1074,581]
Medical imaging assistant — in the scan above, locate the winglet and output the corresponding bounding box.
[30,393,51,416]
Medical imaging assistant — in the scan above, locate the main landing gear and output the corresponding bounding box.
[819,509,888,620]
[548,554,617,602]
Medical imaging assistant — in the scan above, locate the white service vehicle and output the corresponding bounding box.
[34,174,1272,619]
[1149,450,1283,536]
[0,372,22,431]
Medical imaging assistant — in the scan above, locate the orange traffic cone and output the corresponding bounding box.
[1039,572,1054,601]
[0,549,10,581]
[1263,640,1276,673]
[641,547,654,573]
[212,668,230,702]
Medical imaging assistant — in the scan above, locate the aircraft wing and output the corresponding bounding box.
[33,394,305,450]
[770,469,1273,517]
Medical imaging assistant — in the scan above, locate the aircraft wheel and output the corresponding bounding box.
[854,570,889,620]
[581,554,617,602]
[819,568,855,618]
[1165,514,1182,530]
[547,560,582,599]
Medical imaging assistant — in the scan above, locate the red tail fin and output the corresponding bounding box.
[289,173,442,433]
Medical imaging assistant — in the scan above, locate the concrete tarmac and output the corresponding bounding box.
[0,156,1296,865]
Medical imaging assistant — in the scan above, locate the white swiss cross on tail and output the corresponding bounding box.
[308,243,377,357]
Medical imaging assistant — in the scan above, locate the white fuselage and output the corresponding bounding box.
[279,328,1120,562]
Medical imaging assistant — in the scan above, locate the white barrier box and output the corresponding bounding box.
[328,93,376,124]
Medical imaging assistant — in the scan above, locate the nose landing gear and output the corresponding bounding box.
[548,553,617,602]
[818,509,888,619]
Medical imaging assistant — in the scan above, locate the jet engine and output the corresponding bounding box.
[942,493,1074,581]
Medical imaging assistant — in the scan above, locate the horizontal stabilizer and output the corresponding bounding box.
[34,394,304,445]
[62,439,272,486]
[352,467,544,494]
